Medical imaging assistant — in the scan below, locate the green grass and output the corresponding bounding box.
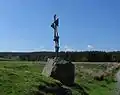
[0,61,61,95]
[0,61,118,95]
[75,63,117,95]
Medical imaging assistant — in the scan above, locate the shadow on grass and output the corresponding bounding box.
[69,83,89,95]
[37,79,72,95]
[32,80,89,95]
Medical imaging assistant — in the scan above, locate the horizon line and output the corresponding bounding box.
[0,50,119,52]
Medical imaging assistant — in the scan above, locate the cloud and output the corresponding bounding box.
[40,47,54,51]
[40,49,54,51]
[63,45,75,51]
[87,45,94,49]
[40,46,45,49]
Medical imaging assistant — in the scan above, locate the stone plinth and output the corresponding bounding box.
[42,57,75,86]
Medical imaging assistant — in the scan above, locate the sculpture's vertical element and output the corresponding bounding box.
[51,14,59,58]
[42,15,75,86]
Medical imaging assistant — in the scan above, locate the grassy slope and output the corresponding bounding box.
[0,61,61,95]
[0,61,117,95]
[75,63,116,95]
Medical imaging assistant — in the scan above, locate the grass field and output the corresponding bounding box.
[0,61,118,95]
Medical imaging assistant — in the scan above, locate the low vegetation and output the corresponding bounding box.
[0,61,119,95]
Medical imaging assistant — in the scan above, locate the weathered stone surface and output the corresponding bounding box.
[42,57,75,86]
[42,58,55,77]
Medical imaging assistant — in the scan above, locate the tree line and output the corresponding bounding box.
[0,51,120,62]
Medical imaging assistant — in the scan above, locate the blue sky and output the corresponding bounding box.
[0,0,120,52]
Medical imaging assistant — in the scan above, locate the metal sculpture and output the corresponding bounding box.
[51,14,59,57]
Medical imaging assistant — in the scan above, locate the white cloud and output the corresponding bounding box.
[63,45,75,51]
[87,45,94,49]
[40,49,54,51]
[38,46,53,51]
[40,46,45,49]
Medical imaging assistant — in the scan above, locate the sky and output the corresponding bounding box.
[0,0,120,52]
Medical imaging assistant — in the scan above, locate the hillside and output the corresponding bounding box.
[0,61,118,95]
